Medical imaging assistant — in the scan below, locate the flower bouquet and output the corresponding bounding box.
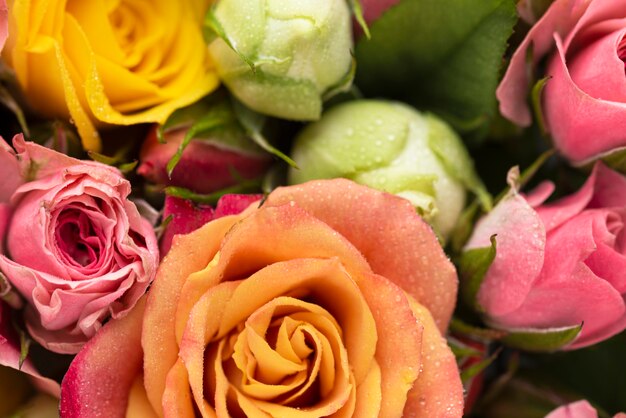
[0,0,625,417]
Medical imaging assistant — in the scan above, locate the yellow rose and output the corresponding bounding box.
[3,0,218,151]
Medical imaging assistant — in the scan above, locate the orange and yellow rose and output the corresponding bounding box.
[60,179,464,417]
[2,0,217,151]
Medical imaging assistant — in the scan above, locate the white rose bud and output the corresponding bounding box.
[288,100,488,239]
[207,0,353,120]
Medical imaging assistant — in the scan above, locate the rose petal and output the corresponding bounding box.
[0,136,22,201]
[142,216,242,416]
[497,262,626,348]
[0,0,7,53]
[0,301,60,398]
[588,162,626,208]
[0,204,11,253]
[138,127,271,194]
[496,0,591,126]
[356,272,424,417]
[404,300,464,418]
[159,196,216,256]
[60,298,147,418]
[567,23,626,102]
[265,179,458,332]
[466,193,546,316]
[545,400,599,418]
[544,34,626,163]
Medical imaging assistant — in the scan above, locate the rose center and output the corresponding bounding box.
[618,34,626,68]
[55,211,100,267]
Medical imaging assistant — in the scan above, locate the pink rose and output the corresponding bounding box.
[0,135,159,354]
[0,0,6,53]
[360,0,401,24]
[138,126,271,194]
[545,400,626,418]
[497,0,626,164]
[159,194,261,256]
[466,162,626,349]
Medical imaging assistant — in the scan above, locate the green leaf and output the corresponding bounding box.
[348,0,371,39]
[531,76,551,136]
[166,113,228,177]
[500,323,583,352]
[449,200,481,255]
[18,329,31,370]
[461,348,501,383]
[231,99,298,168]
[355,0,517,137]
[165,177,262,206]
[204,7,256,71]
[157,96,221,142]
[450,318,508,341]
[459,235,497,312]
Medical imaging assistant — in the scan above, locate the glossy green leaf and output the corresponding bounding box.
[501,323,583,352]
[355,0,517,137]
[459,235,497,312]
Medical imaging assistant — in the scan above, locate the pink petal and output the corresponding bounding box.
[213,194,261,217]
[497,260,626,349]
[496,0,591,126]
[0,0,6,53]
[137,127,271,194]
[587,162,626,208]
[0,301,60,398]
[544,34,626,163]
[159,197,216,256]
[567,23,626,102]
[60,298,147,418]
[359,0,402,24]
[545,400,599,418]
[0,136,23,202]
[0,203,10,254]
[562,0,626,50]
[264,179,458,332]
[466,193,546,316]
[535,162,597,231]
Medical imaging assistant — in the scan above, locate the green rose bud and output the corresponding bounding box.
[288,100,488,238]
[206,0,353,120]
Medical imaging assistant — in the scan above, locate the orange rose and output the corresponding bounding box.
[60,179,464,417]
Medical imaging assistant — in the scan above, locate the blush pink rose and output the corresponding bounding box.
[138,126,271,194]
[0,0,6,53]
[466,162,626,349]
[0,135,159,354]
[546,400,626,418]
[159,194,261,256]
[497,0,626,163]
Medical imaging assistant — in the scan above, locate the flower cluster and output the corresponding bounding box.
[0,0,625,417]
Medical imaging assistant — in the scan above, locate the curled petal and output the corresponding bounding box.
[265,179,458,332]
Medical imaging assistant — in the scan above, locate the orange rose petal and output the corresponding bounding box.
[403,300,464,418]
[356,272,424,418]
[60,298,147,418]
[142,216,240,417]
[352,360,382,418]
[178,280,240,418]
[265,179,459,332]
[161,359,202,418]
[173,203,372,335]
[126,375,159,418]
[214,257,377,383]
